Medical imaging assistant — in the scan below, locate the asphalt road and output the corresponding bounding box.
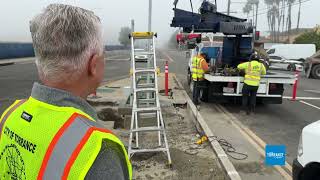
[0,57,130,115]
[1,49,319,167]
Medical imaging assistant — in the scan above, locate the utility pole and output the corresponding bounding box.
[148,0,152,32]
[131,19,135,32]
[227,0,231,15]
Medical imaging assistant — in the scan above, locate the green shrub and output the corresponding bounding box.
[294,30,320,51]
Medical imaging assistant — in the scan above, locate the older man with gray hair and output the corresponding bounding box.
[0,4,132,180]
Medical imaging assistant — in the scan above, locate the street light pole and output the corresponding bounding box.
[148,0,152,32]
[131,19,135,32]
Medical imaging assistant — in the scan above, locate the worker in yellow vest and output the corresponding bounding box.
[192,52,209,105]
[237,54,266,115]
[0,4,131,180]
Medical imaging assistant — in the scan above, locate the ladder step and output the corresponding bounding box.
[136,83,155,88]
[131,126,164,132]
[130,148,168,154]
[135,88,157,92]
[135,69,156,73]
[134,107,160,112]
[135,52,154,55]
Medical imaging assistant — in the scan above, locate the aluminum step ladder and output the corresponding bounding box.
[128,32,171,165]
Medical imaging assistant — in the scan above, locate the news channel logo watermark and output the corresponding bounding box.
[265,145,286,166]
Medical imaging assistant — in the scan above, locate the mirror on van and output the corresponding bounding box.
[187,42,197,49]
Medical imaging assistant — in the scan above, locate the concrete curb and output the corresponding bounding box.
[172,75,241,180]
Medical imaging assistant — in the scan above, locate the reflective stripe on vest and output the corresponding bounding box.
[0,99,27,140]
[192,56,205,81]
[244,62,263,86]
[38,113,111,179]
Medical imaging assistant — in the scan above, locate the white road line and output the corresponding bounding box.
[161,51,174,62]
[304,90,320,94]
[299,100,320,110]
[283,96,320,100]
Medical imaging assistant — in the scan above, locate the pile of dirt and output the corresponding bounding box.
[120,106,227,180]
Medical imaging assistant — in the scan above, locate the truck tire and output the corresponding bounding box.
[311,64,320,79]
[299,163,320,180]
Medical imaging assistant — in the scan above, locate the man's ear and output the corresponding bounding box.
[88,54,99,77]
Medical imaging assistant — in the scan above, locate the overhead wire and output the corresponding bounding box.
[245,0,312,18]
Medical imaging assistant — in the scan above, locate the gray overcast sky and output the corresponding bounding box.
[0,0,319,45]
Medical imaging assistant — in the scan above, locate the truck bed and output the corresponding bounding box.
[204,71,296,84]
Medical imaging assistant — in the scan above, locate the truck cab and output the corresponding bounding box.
[304,50,320,79]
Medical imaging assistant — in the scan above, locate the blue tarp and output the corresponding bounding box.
[0,43,129,60]
[0,43,35,59]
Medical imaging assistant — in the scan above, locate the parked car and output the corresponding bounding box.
[269,55,303,72]
[293,120,320,180]
[134,49,148,62]
[304,50,320,79]
[267,44,316,61]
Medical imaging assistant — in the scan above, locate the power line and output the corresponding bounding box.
[241,0,310,17]
[245,0,312,18]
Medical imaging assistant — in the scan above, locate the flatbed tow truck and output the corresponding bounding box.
[171,0,296,104]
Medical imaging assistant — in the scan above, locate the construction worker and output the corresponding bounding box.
[237,54,267,115]
[0,4,131,180]
[192,52,209,105]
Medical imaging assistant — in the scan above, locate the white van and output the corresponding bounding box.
[293,120,320,180]
[267,44,316,61]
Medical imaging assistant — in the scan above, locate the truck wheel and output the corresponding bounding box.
[299,163,320,180]
[311,64,320,79]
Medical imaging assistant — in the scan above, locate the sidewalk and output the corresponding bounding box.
[87,73,227,180]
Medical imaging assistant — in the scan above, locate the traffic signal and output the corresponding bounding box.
[255,31,260,40]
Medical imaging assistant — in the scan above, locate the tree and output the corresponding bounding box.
[244,0,259,38]
[242,3,252,19]
[118,27,131,47]
[265,0,279,42]
[296,0,301,29]
[294,30,320,51]
[264,0,289,42]
[287,0,296,42]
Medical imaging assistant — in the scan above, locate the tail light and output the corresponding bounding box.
[269,83,277,91]
[227,82,234,88]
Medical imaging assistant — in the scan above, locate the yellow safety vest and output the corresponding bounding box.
[238,60,264,86]
[0,97,132,180]
[192,56,205,81]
